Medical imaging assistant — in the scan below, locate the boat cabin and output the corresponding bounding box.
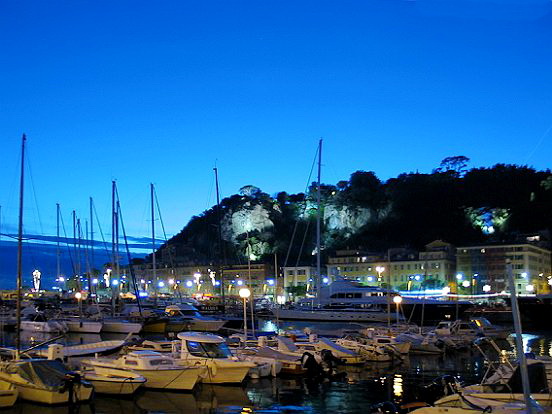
[120,351,178,370]
[177,332,233,359]
[165,304,202,317]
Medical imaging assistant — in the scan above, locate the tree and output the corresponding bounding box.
[435,156,470,176]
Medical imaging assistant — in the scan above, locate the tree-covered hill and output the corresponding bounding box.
[154,159,552,267]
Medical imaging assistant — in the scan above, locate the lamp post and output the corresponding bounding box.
[393,295,402,323]
[239,288,251,343]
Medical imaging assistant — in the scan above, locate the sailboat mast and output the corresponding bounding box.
[214,167,225,304]
[151,183,157,306]
[316,139,322,301]
[16,134,26,353]
[111,181,116,316]
[56,203,60,283]
[90,197,94,285]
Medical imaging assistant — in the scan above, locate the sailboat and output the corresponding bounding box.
[0,135,93,405]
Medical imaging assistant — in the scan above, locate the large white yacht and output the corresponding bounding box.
[277,279,470,323]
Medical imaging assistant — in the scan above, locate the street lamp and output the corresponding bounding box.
[239,288,251,342]
[483,284,491,293]
[393,295,402,323]
[526,284,534,293]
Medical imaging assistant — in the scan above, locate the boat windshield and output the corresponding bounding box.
[186,340,232,358]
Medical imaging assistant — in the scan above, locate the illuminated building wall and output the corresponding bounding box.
[132,262,276,297]
[456,243,552,294]
[326,241,456,291]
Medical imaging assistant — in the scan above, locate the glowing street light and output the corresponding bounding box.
[393,295,403,322]
[442,286,451,295]
[456,273,463,281]
[462,280,470,288]
[525,284,534,292]
[239,288,251,341]
[482,284,491,293]
[185,280,193,288]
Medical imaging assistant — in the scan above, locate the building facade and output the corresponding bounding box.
[132,262,276,297]
[456,242,552,294]
[326,241,456,291]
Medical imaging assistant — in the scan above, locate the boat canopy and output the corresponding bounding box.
[177,332,224,343]
[8,360,71,390]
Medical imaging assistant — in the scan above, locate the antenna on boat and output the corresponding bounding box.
[16,134,26,356]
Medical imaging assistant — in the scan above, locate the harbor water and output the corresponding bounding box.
[1,319,551,414]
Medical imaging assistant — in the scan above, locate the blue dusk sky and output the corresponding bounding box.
[1,0,552,251]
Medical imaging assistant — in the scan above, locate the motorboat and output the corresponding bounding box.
[176,332,255,384]
[120,306,167,334]
[82,350,205,391]
[434,320,481,340]
[80,365,146,395]
[293,335,365,365]
[335,333,405,362]
[276,335,365,365]
[248,346,306,375]
[165,304,226,332]
[470,317,510,339]
[20,311,68,333]
[359,328,411,354]
[394,332,444,355]
[231,337,283,378]
[0,380,18,408]
[0,359,93,405]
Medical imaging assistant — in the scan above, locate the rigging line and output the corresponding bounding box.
[294,219,311,268]
[282,143,319,268]
[58,207,76,277]
[116,197,142,314]
[524,122,552,164]
[154,188,176,269]
[92,200,111,260]
[24,146,44,236]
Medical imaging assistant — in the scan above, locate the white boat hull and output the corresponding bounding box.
[138,368,202,390]
[101,321,142,334]
[66,320,103,333]
[276,309,396,322]
[20,321,67,333]
[83,374,144,395]
[178,360,251,384]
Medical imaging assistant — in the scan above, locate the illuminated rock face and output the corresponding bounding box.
[221,202,274,243]
[324,205,372,236]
